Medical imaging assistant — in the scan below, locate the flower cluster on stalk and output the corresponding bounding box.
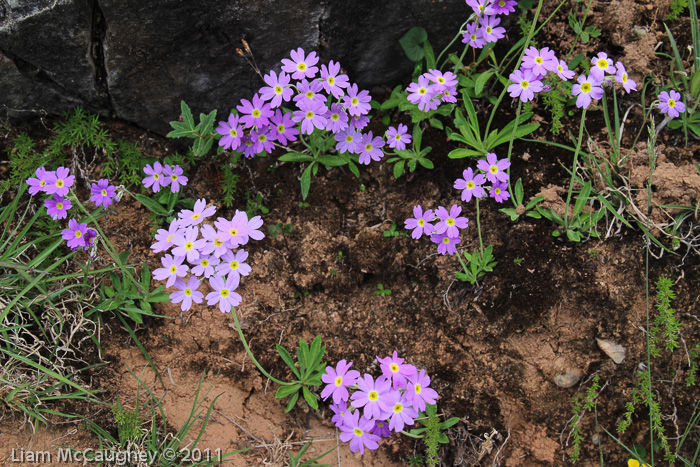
[461,0,517,49]
[405,153,510,254]
[150,199,264,313]
[142,162,188,193]
[26,166,121,252]
[321,352,439,454]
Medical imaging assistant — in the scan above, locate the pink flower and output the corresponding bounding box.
[45,196,72,220]
[169,276,203,311]
[507,69,544,102]
[206,273,242,313]
[26,167,53,195]
[406,369,439,413]
[462,22,486,49]
[344,83,372,117]
[358,131,385,165]
[590,51,616,81]
[431,233,460,255]
[142,162,165,192]
[216,114,243,151]
[338,411,381,454]
[321,360,360,405]
[216,249,251,282]
[521,46,558,76]
[454,168,486,202]
[152,254,189,288]
[90,178,117,208]
[614,62,637,94]
[571,74,604,109]
[386,124,411,151]
[259,70,293,108]
[404,205,435,239]
[163,164,188,193]
[350,374,392,420]
[490,181,510,203]
[480,15,505,43]
[280,47,319,80]
[377,351,418,389]
[477,152,510,183]
[237,93,273,129]
[44,167,74,197]
[320,60,349,99]
[554,59,576,81]
[658,90,686,118]
[434,205,469,238]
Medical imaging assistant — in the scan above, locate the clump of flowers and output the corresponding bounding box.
[461,0,517,50]
[321,352,439,454]
[142,162,189,193]
[26,166,121,252]
[404,152,510,254]
[149,199,264,312]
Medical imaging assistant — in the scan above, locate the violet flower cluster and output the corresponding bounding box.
[215,48,394,165]
[150,200,264,313]
[461,0,517,49]
[142,162,188,193]
[321,352,439,455]
[26,166,120,252]
[508,49,638,108]
[405,153,510,255]
[406,69,459,112]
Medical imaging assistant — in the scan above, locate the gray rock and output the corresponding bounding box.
[0,0,472,135]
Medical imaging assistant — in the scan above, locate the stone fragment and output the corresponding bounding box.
[596,338,626,364]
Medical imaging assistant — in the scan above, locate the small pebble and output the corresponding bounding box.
[597,338,626,364]
[553,368,583,388]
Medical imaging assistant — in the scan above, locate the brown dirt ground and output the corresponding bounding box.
[2,0,700,466]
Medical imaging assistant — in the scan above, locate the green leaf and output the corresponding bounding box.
[300,163,314,200]
[399,27,428,62]
[317,155,347,167]
[279,153,314,162]
[193,135,214,156]
[140,264,150,288]
[132,193,169,216]
[514,178,524,205]
[423,39,436,69]
[276,383,301,399]
[181,101,195,129]
[440,417,461,429]
[417,158,434,169]
[412,124,423,150]
[146,292,171,303]
[302,386,318,410]
[347,160,360,178]
[566,229,582,242]
[474,69,495,97]
[525,195,545,211]
[285,391,300,413]
[277,344,301,379]
[499,208,519,221]
[167,121,194,139]
[428,117,443,130]
[103,286,115,298]
[691,70,700,98]
[393,160,405,179]
[573,181,592,216]
[447,148,481,158]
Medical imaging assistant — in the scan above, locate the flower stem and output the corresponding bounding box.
[230,306,291,387]
[476,197,483,254]
[564,108,587,232]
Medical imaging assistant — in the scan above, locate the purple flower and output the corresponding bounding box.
[250,127,275,154]
[489,0,517,15]
[571,74,604,109]
[348,114,370,131]
[178,198,217,227]
[215,211,249,248]
[344,83,372,117]
[280,47,319,80]
[339,411,381,455]
[259,70,293,108]
[454,168,487,202]
[386,124,411,151]
[293,99,327,135]
[590,52,616,81]
[462,22,486,49]
[555,59,576,81]
[239,136,257,158]
[269,110,299,145]
[90,179,117,208]
[293,78,327,106]
[237,94,273,129]
[142,162,165,192]
[490,181,510,203]
[321,359,360,405]
[152,253,189,288]
[163,164,188,193]
[377,351,418,390]
[614,62,637,94]
[171,226,206,263]
[169,276,203,312]
[330,401,349,428]
[477,152,511,183]
[658,90,685,118]
[382,391,418,433]
[507,69,544,102]
[190,254,219,278]
[434,205,469,238]
[61,218,89,250]
[151,219,183,253]
[216,249,251,282]
[406,75,435,110]
[358,131,385,165]
[430,233,460,255]
[45,196,72,220]
[371,420,392,438]
[404,205,435,239]
[216,114,244,151]
[324,103,349,134]
[521,46,558,76]
[26,167,53,195]
[350,374,392,420]
[320,60,349,99]
[426,69,457,92]
[199,224,229,258]
[206,274,242,313]
[335,128,361,154]
[480,15,505,43]
[440,86,458,103]
[406,369,439,413]
[467,0,491,16]
[44,167,74,197]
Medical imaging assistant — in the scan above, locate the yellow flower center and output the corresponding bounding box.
[495,188,501,194]
[438,77,445,84]
[306,111,314,119]
[490,166,498,174]
[535,57,543,64]
[220,288,230,297]
[351,97,358,105]
[185,242,194,250]
[597,59,608,69]
[201,259,209,267]
[557,65,563,72]
[335,376,343,386]
[353,428,363,436]
[470,34,477,41]
[331,114,339,121]
[259,134,267,142]
[171,174,178,181]
[327,76,335,85]
[184,288,192,296]
[192,213,200,220]
[418,219,425,226]
[305,91,314,99]
[416,384,422,394]
[581,83,591,93]
[56,202,64,209]
[365,144,372,151]
[230,261,239,270]
[297,63,306,71]
[393,403,403,413]
[169,265,177,273]
[521,80,530,89]
[486,26,492,34]
[75,230,82,238]
[622,74,628,83]
[214,238,223,246]
[230,128,238,137]
[442,237,450,244]
[345,135,353,143]
[467,181,475,189]
[167,234,173,243]
[499,0,505,6]
[277,124,285,133]
[395,134,402,140]
[274,85,282,94]
[418,88,427,95]
[229,228,238,236]
[369,391,378,401]
[252,109,261,118]
[40,180,46,186]
[668,99,676,108]
[101,189,108,196]
[56,180,64,188]
[446,218,455,226]
[153,173,159,180]
[391,363,399,372]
